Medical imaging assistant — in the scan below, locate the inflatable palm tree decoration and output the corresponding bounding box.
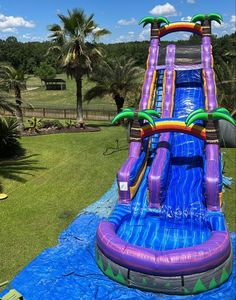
[185,107,235,144]
[139,16,170,39]
[191,13,223,35]
[112,108,161,142]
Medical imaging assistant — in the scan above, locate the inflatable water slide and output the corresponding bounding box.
[96,15,235,294]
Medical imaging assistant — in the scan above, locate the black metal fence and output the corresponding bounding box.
[2,107,117,121]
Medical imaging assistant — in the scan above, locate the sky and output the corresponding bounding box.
[0,0,235,43]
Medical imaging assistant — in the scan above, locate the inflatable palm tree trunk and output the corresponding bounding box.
[151,21,159,39]
[205,115,220,144]
[202,15,211,36]
[130,112,142,143]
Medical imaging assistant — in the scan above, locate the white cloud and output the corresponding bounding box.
[182,33,191,40]
[230,15,236,23]
[117,17,137,26]
[149,3,177,17]
[92,26,101,33]
[211,21,227,29]
[115,31,136,43]
[186,0,196,3]
[139,25,150,41]
[0,13,35,32]
[22,33,32,39]
[1,27,18,33]
[181,16,192,22]
[21,33,46,42]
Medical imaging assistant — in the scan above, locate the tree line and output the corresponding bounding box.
[0,32,235,72]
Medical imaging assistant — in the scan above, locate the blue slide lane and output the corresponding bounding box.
[115,70,212,251]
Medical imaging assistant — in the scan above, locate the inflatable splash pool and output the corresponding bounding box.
[96,14,235,295]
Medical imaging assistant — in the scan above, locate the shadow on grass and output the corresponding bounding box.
[88,122,129,129]
[0,154,46,192]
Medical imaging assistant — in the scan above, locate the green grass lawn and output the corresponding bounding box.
[21,74,116,110]
[0,129,235,285]
[222,148,236,231]
[0,126,128,284]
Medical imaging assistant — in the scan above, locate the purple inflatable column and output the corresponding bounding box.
[202,36,220,211]
[140,39,159,110]
[117,37,159,204]
[148,44,176,208]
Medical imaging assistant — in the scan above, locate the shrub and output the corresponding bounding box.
[65,119,76,128]
[0,118,25,159]
[27,117,42,133]
[40,119,63,129]
[34,62,57,80]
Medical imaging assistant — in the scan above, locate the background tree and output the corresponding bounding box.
[48,8,110,127]
[0,65,27,132]
[34,62,57,80]
[214,56,236,112]
[85,56,144,112]
[0,92,15,115]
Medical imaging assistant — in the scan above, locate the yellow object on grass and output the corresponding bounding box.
[0,193,8,200]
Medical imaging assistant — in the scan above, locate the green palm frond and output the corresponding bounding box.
[85,56,143,102]
[112,109,156,126]
[48,8,110,77]
[156,17,170,26]
[212,107,230,115]
[93,28,111,38]
[191,14,206,23]
[208,13,223,24]
[139,17,154,26]
[185,108,205,124]
[142,109,161,118]
[138,111,155,126]
[139,16,169,28]
[112,111,134,124]
[186,107,236,127]
[122,108,134,112]
[186,112,208,127]
[0,94,15,113]
[212,111,236,126]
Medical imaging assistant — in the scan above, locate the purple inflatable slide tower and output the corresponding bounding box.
[96,15,235,295]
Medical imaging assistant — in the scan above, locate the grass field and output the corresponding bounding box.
[8,74,117,110]
[0,128,235,285]
[221,148,236,231]
[0,126,128,284]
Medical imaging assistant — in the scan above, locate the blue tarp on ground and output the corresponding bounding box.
[1,183,236,300]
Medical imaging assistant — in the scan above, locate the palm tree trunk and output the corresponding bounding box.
[205,115,219,144]
[130,112,142,143]
[15,86,24,133]
[75,77,85,128]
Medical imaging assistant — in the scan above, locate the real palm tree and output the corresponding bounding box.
[48,8,110,128]
[139,16,170,39]
[85,56,144,114]
[185,107,236,143]
[0,65,27,132]
[191,13,223,35]
[0,92,15,114]
[112,108,160,142]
